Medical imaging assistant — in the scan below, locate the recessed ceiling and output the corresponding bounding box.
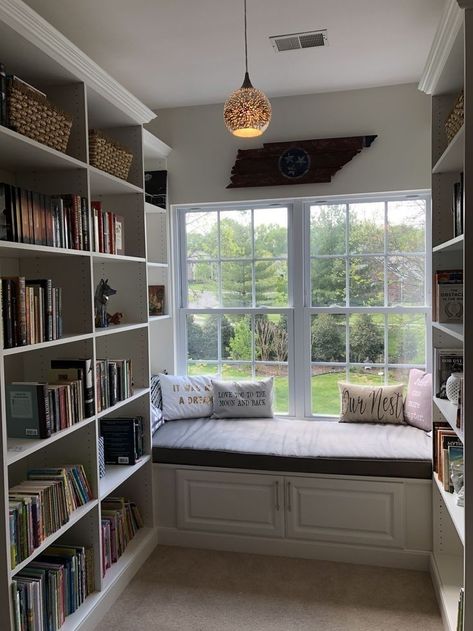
[23,0,444,110]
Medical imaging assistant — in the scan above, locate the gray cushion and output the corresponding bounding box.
[152,417,432,479]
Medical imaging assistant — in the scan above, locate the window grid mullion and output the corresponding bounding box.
[251,208,256,308]
[217,209,222,308]
[384,200,389,384]
[345,203,350,382]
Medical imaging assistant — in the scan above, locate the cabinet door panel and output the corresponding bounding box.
[286,476,404,548]
[177,469,284,537]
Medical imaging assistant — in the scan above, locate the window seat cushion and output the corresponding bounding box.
[152,417,432,479]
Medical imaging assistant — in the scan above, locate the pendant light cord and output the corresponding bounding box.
[244,0,248,74]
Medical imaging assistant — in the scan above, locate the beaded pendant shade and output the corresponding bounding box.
[223,0,271,137]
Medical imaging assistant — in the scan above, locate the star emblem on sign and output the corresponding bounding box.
[278,147,311,179]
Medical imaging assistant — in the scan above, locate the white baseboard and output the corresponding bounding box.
[157,526,430,571]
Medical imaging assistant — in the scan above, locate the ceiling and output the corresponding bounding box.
[24,0,444,110]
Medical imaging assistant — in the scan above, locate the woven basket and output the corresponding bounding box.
[445,91,464,144]
[7,77,73,153]
[89,130,133,181]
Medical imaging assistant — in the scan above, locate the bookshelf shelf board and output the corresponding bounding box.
[94,322,148,337]
[430,552,464,631]
[9,500,98,578]
[149,315,171,322]
[3,333,94,356]
[434,473,464,544]
[89,165,144,196]
[96,387,150,420]
[92,252,146,264]
[101,526,157,591]
[432,322,464,342]
[145,202,166,215]
[433,234,464,253]
[432,126,464,174]
[0,125,88,172]
[99,455,151,500]
[433,397,464,443]
[7,416,97,466]
[143,129,171,161]
[0,241,91,259]
[147,261,168,268]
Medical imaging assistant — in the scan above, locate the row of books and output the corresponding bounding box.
[2,276,63,349]
[6,359,94,440]
[101,416,144,466]
[0,184,89,250]
[432,269,463,324]
[101,496,143,576]
[96,358,133,412]
[434,348,463,400]
[9,465,93,569]
[12,544,95,631]
[92,201,125,255]
[433,422,464,493]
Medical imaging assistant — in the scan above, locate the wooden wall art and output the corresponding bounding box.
[227,135,377,188]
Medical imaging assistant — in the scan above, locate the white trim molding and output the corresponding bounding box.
[0,0,156,125]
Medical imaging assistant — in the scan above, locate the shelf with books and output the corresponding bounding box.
[89,165,143,196]
[434,397,464,442]
[432,125,464,174]
[9,499,98,578]
[2,332,94,355]
[432,321,463,342]
[433,234,464,253]
[431,551,464,631]
[0,240,91,258]
[96,387,150,420]
[434,473,464,544]
[99,455,150,500]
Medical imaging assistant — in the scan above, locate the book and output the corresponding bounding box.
[447,444,464,493]
[50,358,94,419]
[433,270,463,323]
[441,436,462,491]
[115,214,125,255]
[149,285,165,316]
[100,416,144,465]
[434,348,463,399]
[6,382,51,439]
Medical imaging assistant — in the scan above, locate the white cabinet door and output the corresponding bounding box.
[176,469,285,537]
[285,476,405,548]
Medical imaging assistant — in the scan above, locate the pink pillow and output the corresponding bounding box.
[404,369,432,431]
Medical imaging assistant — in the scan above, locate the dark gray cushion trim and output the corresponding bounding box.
[152,446,432,479]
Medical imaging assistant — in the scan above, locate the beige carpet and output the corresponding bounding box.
[96,546,442,631]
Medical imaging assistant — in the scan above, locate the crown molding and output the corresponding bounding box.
[418,0,463,94]
[0,0,156,124]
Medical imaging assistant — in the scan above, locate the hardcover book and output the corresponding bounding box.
[149,285,165,316]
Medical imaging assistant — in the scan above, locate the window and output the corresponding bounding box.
[176,195,429,418]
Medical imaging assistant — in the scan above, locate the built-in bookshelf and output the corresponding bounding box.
[419,1,471,629]
[0,1,169,628]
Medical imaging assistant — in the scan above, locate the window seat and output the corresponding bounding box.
[152,417,432,479]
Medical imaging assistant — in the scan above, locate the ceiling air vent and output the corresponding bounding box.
[270,30,328,53]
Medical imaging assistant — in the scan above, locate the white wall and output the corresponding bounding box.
[147,83,431,206]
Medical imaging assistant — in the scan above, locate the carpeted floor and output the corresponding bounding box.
[96,546,442,631]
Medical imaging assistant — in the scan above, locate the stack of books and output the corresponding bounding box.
[1,276,63,349]
[100,416,144,466]
[91,201,125,255]
[101,496,143,576]
[6,358,94,440]
[96,358,133,412]
[12,544,95,630]
[432,269,463,323]
[0,184,89,250]
[433,422,464,493]
[8,465,93,568]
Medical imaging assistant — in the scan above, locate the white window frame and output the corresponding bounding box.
[173,191,431,420]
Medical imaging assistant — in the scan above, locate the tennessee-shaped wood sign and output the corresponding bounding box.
[227,135,377,188]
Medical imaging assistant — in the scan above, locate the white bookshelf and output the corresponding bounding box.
[419,1,472,628]
[0,1,168,628]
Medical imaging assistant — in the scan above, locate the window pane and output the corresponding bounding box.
[220,209,252,258]
[187,314,218,360]
[311,314,346,362]
[256,363,288,414]
[187,362,218,376]
[349,313,384,363]
[255,314,288,362]
[255,259,288,307]
[311,366,345,416]
[348,366,385,386]
[349,256,384,306]
[310,204,346,255]
[387,368,410,394]
[311,258,346,306]
[388,314,426,364]
[387,256,425,306]
[186,211,218,259]
[221,363,253,379]
[348,202,384,254]
[221,261,252,307]
[388,199,426,253]
[222,314,252,361]
[187,261,219,307]
[254,207,288,258]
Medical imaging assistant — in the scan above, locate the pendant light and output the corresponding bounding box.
[223,0,271,137]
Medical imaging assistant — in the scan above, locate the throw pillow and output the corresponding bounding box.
[212,378,274,418]
[159,373,213,421]
[338,382,405,424]
[404,369,432,431]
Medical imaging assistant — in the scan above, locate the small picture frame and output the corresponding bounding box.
[149,285,165,316]
[145,170,167,209]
